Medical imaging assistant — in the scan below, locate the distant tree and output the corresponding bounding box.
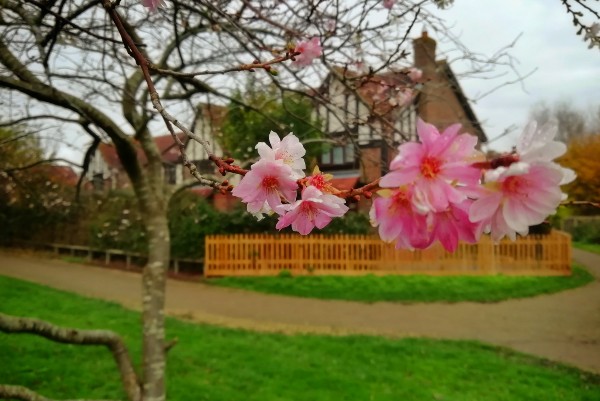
[220,82,324,165]
[559,134,600,206]
[529,101,587,142]
[0,128,76,245]
[0,128,44,172]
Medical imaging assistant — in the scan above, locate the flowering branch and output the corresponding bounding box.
[560,199,600,209]
[148,52,301,78]
[336,179,381,200]
[102,2,323,191]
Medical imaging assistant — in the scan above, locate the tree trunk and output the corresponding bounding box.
[141,210,170,401]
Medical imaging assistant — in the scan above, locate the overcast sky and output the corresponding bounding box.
[430,0,599,152]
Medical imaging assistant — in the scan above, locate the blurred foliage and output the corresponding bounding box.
[88,191,147,253]
[220,80,325,165]
[169,192,371,259]
[559,134,600,214]
[0,127,77,245]
[320,210,374,235]
[570,222,600,244]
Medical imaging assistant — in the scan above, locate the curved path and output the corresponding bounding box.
[0,250,599,373]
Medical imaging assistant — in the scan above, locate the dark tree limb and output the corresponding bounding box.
[0,313,141,401]
[77,123,102,200]
[0,385,117,401]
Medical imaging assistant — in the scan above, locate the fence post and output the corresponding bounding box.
[477,235,495,273]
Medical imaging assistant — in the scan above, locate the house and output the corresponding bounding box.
[86,132,187,191]
[314,30,486,188]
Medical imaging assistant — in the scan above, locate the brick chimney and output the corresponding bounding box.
[413,30,437,80]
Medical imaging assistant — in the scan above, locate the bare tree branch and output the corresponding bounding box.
[0,385,117,401]
[0,312,141,401]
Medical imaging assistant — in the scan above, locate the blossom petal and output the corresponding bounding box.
[380,167,419,187]
[469,192,502,223]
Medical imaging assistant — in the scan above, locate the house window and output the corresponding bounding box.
[164,164,177,185]
[320,143,356,168]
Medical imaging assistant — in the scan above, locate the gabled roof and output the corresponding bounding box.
[321,66,416,119]
[320,51,486,143]
[98,133,187,170]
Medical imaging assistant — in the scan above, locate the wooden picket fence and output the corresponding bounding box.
[204,230,572,277]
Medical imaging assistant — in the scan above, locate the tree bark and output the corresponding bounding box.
[139,210,170,401]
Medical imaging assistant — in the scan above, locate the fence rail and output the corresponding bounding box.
[8,241,202,274]
[204,230,572,277]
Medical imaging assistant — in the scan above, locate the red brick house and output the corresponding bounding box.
[314,31,486,189]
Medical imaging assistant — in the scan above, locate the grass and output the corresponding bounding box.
[1,276,600,401]
[574,241,600,255]
[210,265,594,303]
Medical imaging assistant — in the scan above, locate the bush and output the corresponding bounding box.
[168,192,374,259]
[571,222,600,244]
[320,210,373,235]
[88,192,147,253]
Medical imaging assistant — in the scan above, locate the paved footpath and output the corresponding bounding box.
[0,250,599,373]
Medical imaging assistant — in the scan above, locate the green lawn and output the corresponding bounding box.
[210,265,593,303]
[574,242,600,255]
[1,276,600,401]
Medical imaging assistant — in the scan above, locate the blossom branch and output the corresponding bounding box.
[561,200,600,209]
[336,179,381,200]
[148,52,301,78]
[0,312,141,401]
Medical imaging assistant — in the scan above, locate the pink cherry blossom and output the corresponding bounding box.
[428,200,480,252]
[293,37,322,67]
[232,159,298,214]
[305,167,336,193]
[383,0,396,9]
[275,186,348,235]
[142,0,165,12]
[516,120,576,185]
[256,131,306,178]
[469,163,565,241]
[380,118,481,213]
[369,186,431,250]
[388,87,414,108]
[517,120,566,163]
[407,67,423,82]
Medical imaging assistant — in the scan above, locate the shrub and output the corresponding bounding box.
[88,192,147,253]
[320,211,373,235]
[571,222,600,244]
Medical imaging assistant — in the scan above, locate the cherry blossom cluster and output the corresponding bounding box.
[232,132,349,235]
[371,119,574,251]
[232,119,574,252]
[385,68,422,108]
